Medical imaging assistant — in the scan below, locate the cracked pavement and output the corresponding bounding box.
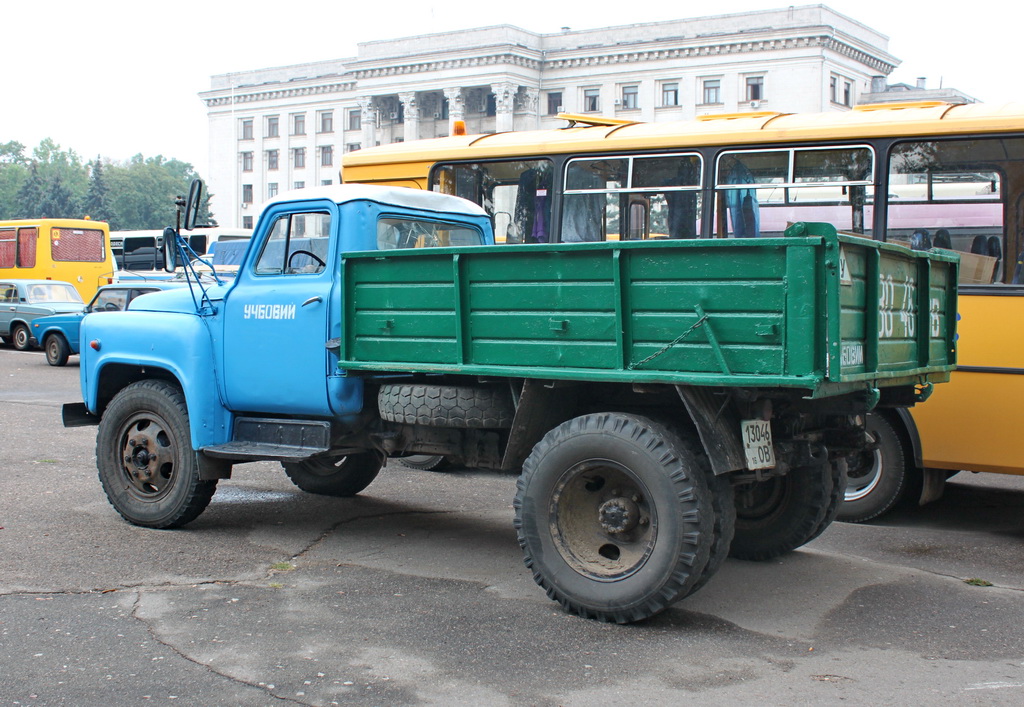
[3,347,1024,705]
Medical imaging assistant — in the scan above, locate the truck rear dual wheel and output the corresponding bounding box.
[729,459,842,561]
[97,380,217,529]
[283,453,384,496]
[515,413,720,623]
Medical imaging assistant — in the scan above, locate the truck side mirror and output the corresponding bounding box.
[161,227,177,272]
[183,179,203,231]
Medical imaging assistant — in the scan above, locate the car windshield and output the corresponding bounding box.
[27,283,83,304]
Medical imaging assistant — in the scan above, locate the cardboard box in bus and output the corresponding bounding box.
[957,251,997,284]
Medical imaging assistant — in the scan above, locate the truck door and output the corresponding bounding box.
[221,203,336,416]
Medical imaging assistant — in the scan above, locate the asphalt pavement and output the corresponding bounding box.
[2,346,1023,706]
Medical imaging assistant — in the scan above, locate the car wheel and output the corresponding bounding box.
[838,412,912,523]
[11,324,31,351]
[44,334,71,366]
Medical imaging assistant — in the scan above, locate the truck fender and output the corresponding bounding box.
[83,312,233,451]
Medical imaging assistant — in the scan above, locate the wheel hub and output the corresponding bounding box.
[598,497,640,533]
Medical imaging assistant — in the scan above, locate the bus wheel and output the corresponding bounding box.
[11,324,31,351]
[838,412,909,523]
[514,413,714,623]
[283,453,384,496]
[97,380,217,529]
[44,334,70,367]
[729,460,836,561]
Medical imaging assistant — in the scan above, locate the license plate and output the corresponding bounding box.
[740,419,776,470]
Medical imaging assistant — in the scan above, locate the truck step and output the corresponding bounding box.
[201,417,331,462]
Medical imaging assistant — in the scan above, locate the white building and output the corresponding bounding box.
[200,4,899,228]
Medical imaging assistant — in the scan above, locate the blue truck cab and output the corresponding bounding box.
[64,184,491,524]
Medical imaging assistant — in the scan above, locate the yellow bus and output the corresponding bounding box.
[0,218,115,301]
[343,101,1024,521]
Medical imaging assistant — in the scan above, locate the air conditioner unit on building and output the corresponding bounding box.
[389,112,399,120]
[613,99,622,106]
[241,203,248,209]
[749,100,761,108]
[433,112,441,119]
[556,105,564,112]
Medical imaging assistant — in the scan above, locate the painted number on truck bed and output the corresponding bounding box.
[741,419,775,470]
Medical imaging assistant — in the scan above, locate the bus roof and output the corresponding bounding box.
[343,102,1024,168]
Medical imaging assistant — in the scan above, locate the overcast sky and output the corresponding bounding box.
[1,0,1016,177]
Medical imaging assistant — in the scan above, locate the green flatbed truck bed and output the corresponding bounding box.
[340,223,957,398]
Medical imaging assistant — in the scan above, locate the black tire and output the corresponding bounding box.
[283,452,384,496]
[683,470,736,598]
[378,383,514,428]
[838,413,911,523]
[44,334,70,367]
[729,460,835,561]
[514,413,715,623]
[97,380,217,529]
[804,460,847,543]
[11,323,31,351]
[400,455,449,471]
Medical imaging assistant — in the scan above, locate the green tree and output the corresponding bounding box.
[15,163,46,219]
[83,158,114,223]
[36,171,80,218]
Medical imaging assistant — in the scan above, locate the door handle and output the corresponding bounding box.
[301,296,323,307]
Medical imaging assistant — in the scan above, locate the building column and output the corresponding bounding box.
[521,87,541,130]
[398,92,419,142]
[358,96,377,148]
[491,82,517,132]
[443,87,465,134]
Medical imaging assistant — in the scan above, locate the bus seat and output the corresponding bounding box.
[970,235,988,254]
[910,229,931,251]
[932,228,951,249]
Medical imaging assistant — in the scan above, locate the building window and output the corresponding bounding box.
[348,109,361,131]
[294,181,305,189]
[242,184,253,204]
[830,76,839,103]
[546,91,563,115]
[241,152,253,172]
[321,179,333,186]
[661,82,679,107]
[843,80,853,107]
[293,147,305,169]
[318,110,334,134]
[320,145,333,167]
[266,115,280,138]
[242,216,253,229]
[621,85,639,110]
[267,183,279,199]
[746,76,764,102]
[346,143,361,153]
[292,113,306,135]
[267,149,279,170]
[702,79,721,105]
[241,119,253,140]
[583,88,600,112]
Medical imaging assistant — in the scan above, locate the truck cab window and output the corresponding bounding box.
[376,217,483,250]
[254,211,331,275]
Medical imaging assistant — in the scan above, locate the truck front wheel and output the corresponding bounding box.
[514,413,715,623]
[729,460,839,561]
[283,453,384,496]
[97,380,217,529]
